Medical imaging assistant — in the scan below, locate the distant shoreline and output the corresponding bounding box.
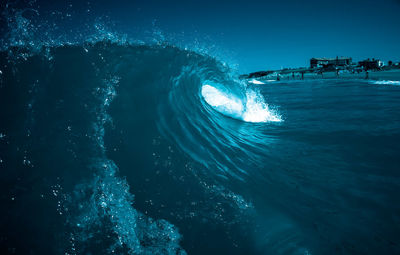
[244,69,400,82]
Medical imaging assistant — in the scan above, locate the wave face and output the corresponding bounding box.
[0,42,279,254]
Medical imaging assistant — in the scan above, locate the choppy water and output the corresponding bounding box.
[1,3,400,255]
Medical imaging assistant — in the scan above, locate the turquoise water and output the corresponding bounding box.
[1,5,400,255]
[1,43,400,255]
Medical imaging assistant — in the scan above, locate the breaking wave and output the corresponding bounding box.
[201,83,281,123]
[0,4,280,253]
[371,80,400,85]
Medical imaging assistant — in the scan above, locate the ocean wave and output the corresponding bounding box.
[0,38,270,252]
[371,80,400,85]
[249,79,266,85]
[0,4,280,253]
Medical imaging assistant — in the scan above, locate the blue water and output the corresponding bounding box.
[1,5,400,255]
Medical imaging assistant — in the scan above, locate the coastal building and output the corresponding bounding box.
[358,58,384,70]
[310,57,352,69]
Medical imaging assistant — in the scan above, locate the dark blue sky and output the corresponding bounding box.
[38,0,400,73]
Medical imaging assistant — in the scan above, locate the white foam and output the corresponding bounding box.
[243,90,281,123]
[371,80,400,86]
[201,84,281,123]
[201,84,244,119]
[249,79,265,85]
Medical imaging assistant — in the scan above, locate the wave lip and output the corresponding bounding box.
[201,84,281,123]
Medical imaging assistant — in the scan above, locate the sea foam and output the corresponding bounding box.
[371,80,400,86]
[201,84,281,123]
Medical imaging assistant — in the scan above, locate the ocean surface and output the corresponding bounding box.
[1,6,400,255]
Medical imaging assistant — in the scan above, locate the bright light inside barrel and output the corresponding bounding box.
[201,84,281,123]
